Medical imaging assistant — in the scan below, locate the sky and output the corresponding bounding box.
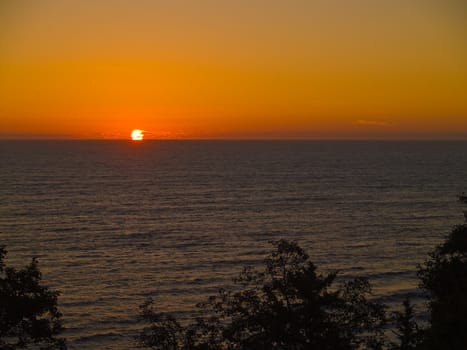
[0,0,466,139]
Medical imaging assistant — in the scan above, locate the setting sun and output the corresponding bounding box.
[131,129,144,141]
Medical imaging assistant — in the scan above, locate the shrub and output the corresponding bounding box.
[138,240,386,350]
[0,246,65,349]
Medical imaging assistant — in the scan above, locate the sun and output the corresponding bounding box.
[131,129,144,141]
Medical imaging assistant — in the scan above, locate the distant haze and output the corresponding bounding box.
[1,0,466,139]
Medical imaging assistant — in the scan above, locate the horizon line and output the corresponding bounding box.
[2,137,467,142]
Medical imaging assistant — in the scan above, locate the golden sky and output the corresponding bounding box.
[1,0,466,139]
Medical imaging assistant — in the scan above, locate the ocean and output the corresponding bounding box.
[1,140,466,349]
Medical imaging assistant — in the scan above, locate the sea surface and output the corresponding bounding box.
[1,140,466,349]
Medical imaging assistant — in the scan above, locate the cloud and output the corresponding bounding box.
[355,120,391,127]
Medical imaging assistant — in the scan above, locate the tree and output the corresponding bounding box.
[0,246,65,349]
[417,224,467,350]
[390,298,420,350]
[138,240,387,349]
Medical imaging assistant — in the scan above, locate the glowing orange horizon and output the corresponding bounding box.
[0,1,466,139]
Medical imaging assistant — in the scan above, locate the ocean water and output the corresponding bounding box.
[1,140,466,349]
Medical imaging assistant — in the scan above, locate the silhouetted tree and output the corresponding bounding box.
[138,240,387,349]
[390,298,420,350]
[0,246,65,349]
[417,224,467,350]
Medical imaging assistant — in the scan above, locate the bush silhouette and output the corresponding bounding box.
[389,298,421,350]
[0,246,65,349]
[417,224,467,350]
[138,240,387,349]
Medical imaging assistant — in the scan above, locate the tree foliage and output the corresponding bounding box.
[139,225,467,350]
[390,298,420,350]
[417,224,467,350]
[138,240,386,350]
[0,246,64,349]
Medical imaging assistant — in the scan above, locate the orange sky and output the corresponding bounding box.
[1,0,466,139]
